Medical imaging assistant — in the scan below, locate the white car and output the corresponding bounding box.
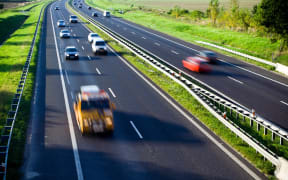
[103,11,110,17]
[57,20,65,27]
[91,37,107,55]
[69,15,78,23]
[60,29,70,38]
[88,33,99,43]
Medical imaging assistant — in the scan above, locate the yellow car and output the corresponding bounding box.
[74,85,115,135]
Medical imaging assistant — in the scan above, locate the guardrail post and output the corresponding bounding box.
[280,137,283,145]
[272,132,275,141]
[257,123,260,131]
[264,127,268,135]
[250,118,253,127]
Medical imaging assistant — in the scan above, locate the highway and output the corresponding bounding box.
[21,1,266,179]
[74,0,288,130]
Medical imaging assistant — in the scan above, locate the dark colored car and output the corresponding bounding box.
[92,12,98,17]
[198,50,218,63]
[88,6,92,10]
[65,46,79,60]
[55,6,60,10]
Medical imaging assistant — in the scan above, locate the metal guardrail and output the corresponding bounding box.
[70,3,288,145]
[196,41,277,67]
[69,3,288,177]
[0,4,46,180]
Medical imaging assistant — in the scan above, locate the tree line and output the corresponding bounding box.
[166,0,288,52]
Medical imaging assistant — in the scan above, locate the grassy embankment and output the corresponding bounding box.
[0,0,51,179]
[0,2,40,44]
[86,0,287,69]
[68,3,283,178]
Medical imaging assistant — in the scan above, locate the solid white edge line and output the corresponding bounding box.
[228,76,243,85]
[50,6,84,180]
[96,68,101,75]
[106,46,261,180]
[108,88,116,98]
[130,121,143,139]
[66,7,260,179]
[280,101,288,106]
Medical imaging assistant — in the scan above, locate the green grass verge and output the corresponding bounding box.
[0,1,51,179]
[85,0,287,68]
[68,4,277,178]
[0,1,43,44]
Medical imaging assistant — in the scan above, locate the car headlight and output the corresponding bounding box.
[66,54,69,56]
[75,54,78,56]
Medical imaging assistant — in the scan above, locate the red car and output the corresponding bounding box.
[182,56,211,73]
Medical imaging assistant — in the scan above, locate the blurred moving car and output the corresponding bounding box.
[69,15,78,23]
[88,33,99,43]
[88,6,92,10]
[60,29,70,38]
[103,11,110,17]
[55,6,60,10]
[91,37,107,55]
[182,56,211,73]
[64,46,79,60]
[92,12,98,17]
[198,50,218,63]
[57,20,65,27]
[73,85,115,135]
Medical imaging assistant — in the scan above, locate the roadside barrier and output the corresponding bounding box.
[0,4,46,180]
[69,3,288,178]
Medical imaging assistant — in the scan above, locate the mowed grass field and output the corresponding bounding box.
[0,1,50,178]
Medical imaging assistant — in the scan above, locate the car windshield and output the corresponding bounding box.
[71,16,77,18]
[204,52,216,57]
[62,30,69,33]
[91,34,99,37]
[81,99,110,110]
[95,41,105,46]
[106,12,110,15]
[66,48,77,52]
[58,20,64,23]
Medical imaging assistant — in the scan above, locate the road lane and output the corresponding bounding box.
[76,0,288,130]
[23,1,266,179]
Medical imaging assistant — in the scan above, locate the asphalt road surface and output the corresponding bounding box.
[21,1,266,180]
[74,0,288,131]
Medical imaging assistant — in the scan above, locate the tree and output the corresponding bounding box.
[257,0,288,51]
[208,0,220,25]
